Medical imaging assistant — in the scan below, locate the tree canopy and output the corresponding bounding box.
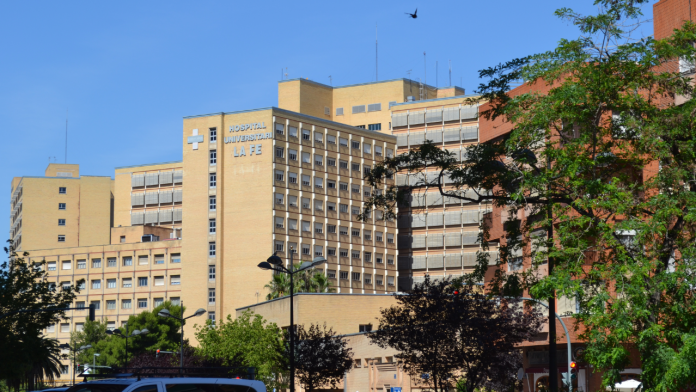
[0,245,82,391]
[362,1,696,390]
[369,276,541,392]
[263,264,334,300]
[293,323,353,392]
[195,310,286,389]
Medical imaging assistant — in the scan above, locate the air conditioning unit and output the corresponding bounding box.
[406,96,415,102]
[141,234,159,242]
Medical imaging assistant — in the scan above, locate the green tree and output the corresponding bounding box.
[362,2,696,391]
[293,323,353,392]
[263,264,334,300]
[74,301,183,368]
[195,310,286,389]
[0,245,82,391]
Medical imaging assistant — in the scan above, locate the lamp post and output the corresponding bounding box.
[93,353,100,371]
[157,305,206,370]
[58,343,91,385]
[258,252,327,392]
[105,323,149,368]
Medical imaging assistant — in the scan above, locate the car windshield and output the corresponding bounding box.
[65,384,131,392]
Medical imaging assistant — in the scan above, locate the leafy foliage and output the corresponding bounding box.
[195,310,286,390]
[0,245,82,391]
[292,323,353,392]
[362,1,696,390]
[369,277,541,392]
[263,264,334,300]
[73,301,183,368]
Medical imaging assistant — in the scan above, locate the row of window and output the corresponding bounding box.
[273,240,395,262]
[274,123,389,151]
[53,274,182,290]
[45,254,181,271]
[273,146,392,165]
[325,270,395,286]
[274,172,387,195]
[274,218,393,240]
[272,195,387,221]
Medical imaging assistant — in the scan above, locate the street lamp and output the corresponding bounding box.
[93,353,100,371]
[58,343,91,385]
[157,305,206,370]
[258,251,327,392]
[105,323,149,368]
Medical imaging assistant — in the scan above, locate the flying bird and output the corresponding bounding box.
[405,8,417,18]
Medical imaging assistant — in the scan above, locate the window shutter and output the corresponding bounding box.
[392,113,408,127]
[427,254,444,268]
[462,125,478,141]
[426,128,443,143]
[444,128,460,142]
[367,103,382,112]
[427,213,443,227]
[159,171,173,185]
[409,111,425,125]
[173,170,183,183]
[173,208,182,221]
[461,105,478,120]
[173,189,183,203]
[145,173,159,186]
[425,108,443,123]
[462,231,479,245]
[445,233,462,246]
[445,253,462,268]
[159,190,173,203]
[352,105,366,114]
[159,209,172,222]
[131,193,144,207]
[409,131,425,145]
[131,174,145,187]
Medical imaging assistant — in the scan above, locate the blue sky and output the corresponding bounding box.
[0,1,655,247]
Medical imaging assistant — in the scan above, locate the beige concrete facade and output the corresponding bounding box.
[278,79,446,135]
[180,107,398,338]
[10,164,112,252]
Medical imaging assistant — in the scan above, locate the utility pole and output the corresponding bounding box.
[449,60,452,86]
[423,52,427,87]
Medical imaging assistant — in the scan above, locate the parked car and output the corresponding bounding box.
[64,377,265,392]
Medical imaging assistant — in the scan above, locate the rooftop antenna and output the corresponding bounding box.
[449,60,452,86]
[423,52,427,87]
[285,67,288,80]
[329,75,332,86]
[375,23,378,82]
[65,110,68,164]
[406,70,412,93]
[436,60,438,88]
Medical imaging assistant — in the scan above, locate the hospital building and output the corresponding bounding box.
[10,78,487,378]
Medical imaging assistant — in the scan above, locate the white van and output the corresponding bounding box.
[65,377,266,392]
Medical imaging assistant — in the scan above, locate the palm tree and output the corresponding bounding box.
[5,335,63,392]
[263,263,334,299]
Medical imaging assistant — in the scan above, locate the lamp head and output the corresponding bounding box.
[59,343,70,349]
[94,353,100,357]
[157,309,171,318]
[312,256,327,266]
[257,262,275,271]
[80,345,92,350]
[131,330,141,336]
[267,254,283,266]
[193,308,207,317]
[140,328,149,335]
[112,328,122,335]
[299,261,313,270]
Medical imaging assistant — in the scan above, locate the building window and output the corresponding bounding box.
[339,226,348,235]
[208,289,216,304]
[339,182,348,191]
[364,231,372,241]
[59,187,67,194]
[154,276,164,286]
[336,107,344,116]
[376,232,383,242]
[76,301,85,310]
[327,225,336,234]
[92,259,101,268]
[209,266,216,281]
[77,260,86,269]
[47,262,56,271]
[122,299,132,309]
[339,138,349,147]
[138,298,148,309]
[352,229,360,237]
[171,275,181,285]
[107,257,116,267]
[368,123,382,131]
[302,198,310,209]
[340,249,349,257]
[315,178,323,189]
[359,324,373,332]
[340,204,348,213]
[210,150,217,165]
[327,202,336,211]
[138,277,148,287]
[328,248,336,256]
[171,297,181,306]
[376,275,384,285]
[154,298,164,307]
[209,196,216,211]
[275,240,284,252]
[302,245,310,255]
[122,278,132,288]
[154,255,164,265]
[275,216,284,229]
[210,173,217,188]
[289,172,297,184]
[387,256,394,265]
[106,300,116,310]
[58,219,65,226]
[328,180,336,189]
[387,233,394,244]
[328,158,336,167]
[302,175,311,186]
[120,236,126,243]
[302,129,311,140]
[376,254,383,264]
[209,242,216,257]
[138,255,148,265]
[314,245,323,257]
[207,218,216,234]
[289,149,297,161]
[356,125,366,129]
[339,160,348,169]
[210,128,217,142]
[58,235,65,242]
[62,260,71,270]
[351,141,360,149]
[289,126,298,138]
[275,170,284,182]
[61,365,69,375]
[352,272,361,281]
[289,196,298,207]
[208,312,216,326]
[92,280,101,289]
[107,279,116,289]
[387,276,395,286]
[352,251,360,259]
[275,193,284,205]
[340,271,349,280]
[364,252,373,263]
[315,223,323,234]
[123,256,133,266]
[171,253,181,263]
[276,147,284,158]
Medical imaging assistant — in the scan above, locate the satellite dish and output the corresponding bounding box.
[517,368,525,381]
